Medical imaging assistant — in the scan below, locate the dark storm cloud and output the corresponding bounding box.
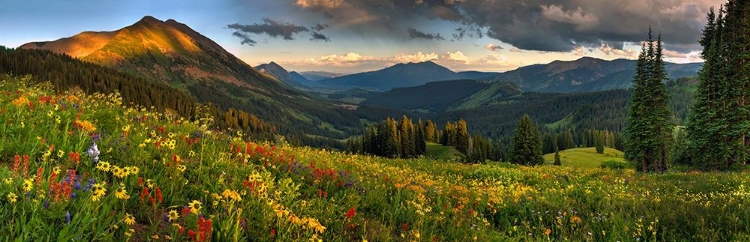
[312,23,329,31]
[232,31,257,46]
[311,32,331,42]
[293,0,718,52]
[227,18,309,40]
[408,28,444,40]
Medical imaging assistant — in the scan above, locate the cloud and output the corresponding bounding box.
[407,28,445,40]
[393,52,439,63]
[541,5,599,31]
[485,43,503,52]
[232,31,257,46]
[289,0,717,52]
[311,32,331,42]
[443,51,469,64]
[598,43,638,58]
[227,18,309,41]
[663,49,703,63]
[312,23,329,31]
[475,54,523,71]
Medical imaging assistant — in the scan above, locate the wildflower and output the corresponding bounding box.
[125,228,134,237]
[545,228,552,235]
[222,189,242,202]
[112,166,128,178]
[87,142,100,163]
[92,182,106,201]
[96,161,111,172]
[115,183,130,200]
[7,193,18,203]
[177,165,186,172]
[146,179,155,188]
[3,178,12,184]
[65,211,71,223]
[23,178,33,192]
[345,207,356,220]
[124,213,136,225]
[189,200,202,214]
[570,215,582,224]
[128,166,140,175]
[168,210,179,221]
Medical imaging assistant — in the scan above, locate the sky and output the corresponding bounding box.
[0,0,718,73]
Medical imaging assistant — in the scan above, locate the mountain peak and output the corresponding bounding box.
[137,16,163,25]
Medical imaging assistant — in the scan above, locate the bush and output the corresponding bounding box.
[600,160,630,169]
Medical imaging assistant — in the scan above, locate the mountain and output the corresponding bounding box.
[362,80,521,113]
[456,71,499,81]
[254,62,310,90]
[300,71,345,81]
[19,16,400,144]
[492,57,702,93]
[309,61,464,91]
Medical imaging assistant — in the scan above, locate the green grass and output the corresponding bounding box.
[424,142,464,161]
[543,147,625,168]
[544,113,574,130]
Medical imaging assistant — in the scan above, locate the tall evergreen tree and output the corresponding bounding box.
[456,119,471,154]
[554,144,562,166]
[625,28,673,172]
[512,114,544,166]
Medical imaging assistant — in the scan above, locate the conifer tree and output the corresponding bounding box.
[554,144,562,166]
[625,28,673,172]
[456,119,471,154]
[512,114,544,166]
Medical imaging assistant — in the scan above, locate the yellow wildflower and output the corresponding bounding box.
[7,193,18,203]
[92,182,107,201]
[168,210,179,221]
[124,213,136,225]
[23,178,33,192]
[115,183,130,200]
[189,200,202,214]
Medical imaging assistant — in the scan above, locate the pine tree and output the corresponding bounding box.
[625,28,673,172]
[456,119,470,154]
[554,144,562,166]
[512,114,544,166]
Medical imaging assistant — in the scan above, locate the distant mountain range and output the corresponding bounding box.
[300,57,701,93]
[493,57,703,93]
[255,62,310,90]
[300,71,346,81]
[305,61,498,92]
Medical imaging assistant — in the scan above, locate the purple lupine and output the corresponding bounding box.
[65,211,71,223]
[87,142,100,163]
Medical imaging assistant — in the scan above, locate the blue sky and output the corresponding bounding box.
[0,0,713,73]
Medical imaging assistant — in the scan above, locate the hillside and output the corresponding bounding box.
[492,57,702,93]
[17,16,398,144]
[255,62,311,90]
[361,80,500,112]
[1,76,748,241]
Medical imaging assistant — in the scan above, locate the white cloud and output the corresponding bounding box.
[392,52,439,63]
[663,49,703,63]
[443,51,470,64]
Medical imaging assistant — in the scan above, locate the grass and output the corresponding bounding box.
[1,76,750,241]
[424,142,463,161]
[543,147,626,168]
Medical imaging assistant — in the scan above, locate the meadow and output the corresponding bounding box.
[1,76,749,241]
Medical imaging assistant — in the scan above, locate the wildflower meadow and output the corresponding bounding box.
[1,76,749,241]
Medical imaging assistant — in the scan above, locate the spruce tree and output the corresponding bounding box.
[554,144,562,166]
[456,119,471,154]
[595,131,605,154]
[625,28,673,172]
[512,114,544,166]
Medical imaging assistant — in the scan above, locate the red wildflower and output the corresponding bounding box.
[271,229,276,236]
[35,167,44,185]
[402,223,408,231]
[345,207,357,220]
[155,187,163,203]
[12,154,20,175]
[22,155,29,177]
[68,152,80,163]
[140,187,149,202]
